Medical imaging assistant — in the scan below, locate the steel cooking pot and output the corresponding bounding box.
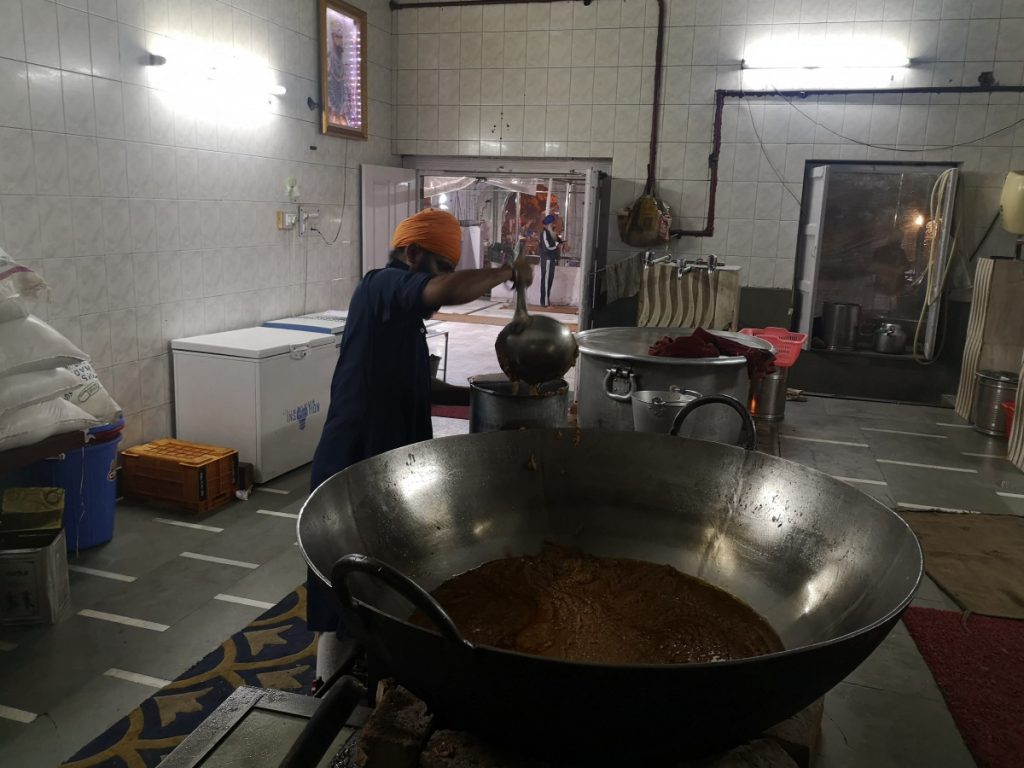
[874,323,907,355]
[631,387,702,434]
[575,327,774,444]
[298,422,922,762]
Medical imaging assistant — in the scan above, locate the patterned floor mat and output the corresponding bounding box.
[62,587,315,768]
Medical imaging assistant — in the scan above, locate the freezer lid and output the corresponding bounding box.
[301,310,348,321]
[263,317,346,334]
[171,327,336,358]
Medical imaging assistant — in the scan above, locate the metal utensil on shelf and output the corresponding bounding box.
[873,322,907,354]
[494,240,578,385]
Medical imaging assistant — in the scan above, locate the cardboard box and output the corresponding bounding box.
[0,529,70,625]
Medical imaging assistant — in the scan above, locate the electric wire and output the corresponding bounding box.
[768,85,1024,152]
[310,139,351,246]
[744,100,804,206]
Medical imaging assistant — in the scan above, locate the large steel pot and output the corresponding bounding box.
[299,429,922,762]
[575,327,774,442]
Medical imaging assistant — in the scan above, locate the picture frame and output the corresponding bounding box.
[318,0,368,140]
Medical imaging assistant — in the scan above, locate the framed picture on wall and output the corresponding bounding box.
[318,0,367,140]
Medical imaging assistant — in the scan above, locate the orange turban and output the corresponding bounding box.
[391,208,462,266]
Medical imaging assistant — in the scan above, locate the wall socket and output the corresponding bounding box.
[298,205,320,235]
[276,211,298,230]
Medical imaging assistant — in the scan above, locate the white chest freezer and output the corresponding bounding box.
[171,327,337,482]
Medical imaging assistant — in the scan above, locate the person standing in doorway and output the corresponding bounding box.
[306,208,533,691]
[539,214,564,307]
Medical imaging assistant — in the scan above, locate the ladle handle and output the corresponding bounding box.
[668,394,757,451]
[331,554,472,650]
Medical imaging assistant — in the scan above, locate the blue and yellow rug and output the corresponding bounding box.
[62,587,316,768]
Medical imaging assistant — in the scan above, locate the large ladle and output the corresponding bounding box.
[494,241,578,385]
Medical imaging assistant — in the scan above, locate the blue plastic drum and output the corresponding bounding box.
[24,419,124,551]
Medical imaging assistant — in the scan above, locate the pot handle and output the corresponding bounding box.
[331,554,472,650]
[604,367,637,402]
[668,394,757,451]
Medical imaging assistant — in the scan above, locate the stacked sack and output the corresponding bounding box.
[0,249,123,452]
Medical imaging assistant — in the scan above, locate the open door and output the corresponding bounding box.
[361,165,417,273]
[794,165,830,348]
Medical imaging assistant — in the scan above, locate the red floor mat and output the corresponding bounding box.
[903,606,1024,768]
[431,405,470,420]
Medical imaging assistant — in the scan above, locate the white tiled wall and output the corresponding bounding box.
[0,0,397,447]
[392,0,1024,289]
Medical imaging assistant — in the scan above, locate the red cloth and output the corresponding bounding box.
[649,327,775,379]
[903,606,1024,768]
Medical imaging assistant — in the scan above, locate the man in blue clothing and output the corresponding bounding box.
[306,208,532,687]
[539,213,564,307]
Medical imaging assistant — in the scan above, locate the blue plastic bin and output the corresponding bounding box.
[24,423,123,552]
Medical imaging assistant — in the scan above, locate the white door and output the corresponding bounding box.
[360,164,417,273]
[794,165,831,347]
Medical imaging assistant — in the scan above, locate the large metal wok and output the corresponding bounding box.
[299,429,922,762]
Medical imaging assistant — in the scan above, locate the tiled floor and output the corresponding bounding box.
[3,320,1018,766]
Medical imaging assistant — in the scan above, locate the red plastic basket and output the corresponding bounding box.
[740,327,808,368]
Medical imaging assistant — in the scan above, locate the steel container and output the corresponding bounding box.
[575,327,773,443]
[822,302,861,351]
[631,388,702,434]
[469,374,569,433]
[973,370,1019,437]
[750,368,788,422]
[873,323,907,355]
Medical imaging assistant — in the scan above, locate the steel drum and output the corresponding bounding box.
[299,430,922,762]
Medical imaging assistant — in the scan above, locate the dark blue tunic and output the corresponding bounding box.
[306,261,437,632]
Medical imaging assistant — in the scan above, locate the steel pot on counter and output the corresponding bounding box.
[874,323,907,355]
[575,327,774,443]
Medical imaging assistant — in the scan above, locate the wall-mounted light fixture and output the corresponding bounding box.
[741,37,910,89]
[145,42,287,125]
[742,39,910,71]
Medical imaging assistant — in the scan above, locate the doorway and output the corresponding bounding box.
[402,156,611,332]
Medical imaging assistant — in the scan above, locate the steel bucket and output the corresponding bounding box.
[299,427,922,762]
[630,387,702,434]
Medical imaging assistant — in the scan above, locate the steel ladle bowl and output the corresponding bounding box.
[298,427,923,763]
[494,242,578,385]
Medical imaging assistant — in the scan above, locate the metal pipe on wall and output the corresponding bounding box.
[670,84,1024,239]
